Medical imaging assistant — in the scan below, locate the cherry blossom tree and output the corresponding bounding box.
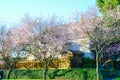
[0,21,33,79]
[86,9,120,80]
[21,17,70,80]
[0,26,20,79]
[0,26,16,79]
[69,8,120,80]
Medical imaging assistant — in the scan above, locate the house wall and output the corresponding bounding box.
[67,38,93,58]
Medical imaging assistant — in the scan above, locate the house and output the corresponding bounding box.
[65,38,94,59]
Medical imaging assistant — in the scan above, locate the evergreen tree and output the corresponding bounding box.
[97,0,120,14]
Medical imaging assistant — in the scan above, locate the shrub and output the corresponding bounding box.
[3,68,96,79]
[101,68,120,78]
[101,68,116,78]
[82,57,95,68]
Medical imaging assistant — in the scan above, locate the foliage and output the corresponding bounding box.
[97,0,120,14]
[115,78,120,80]
[70,57,82,68]
[1,7,120,80]
[3,68,96,80]
[85,8,120,80]
[15,58,71,69]
[102,68,116,78]
[102,9,120,28]
[82,57,95,68]
[23,17,70,80]
[0,26,27,79]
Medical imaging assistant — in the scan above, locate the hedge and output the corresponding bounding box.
[3,68,96,80]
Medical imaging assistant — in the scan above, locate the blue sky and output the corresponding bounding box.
[0,0,97,26]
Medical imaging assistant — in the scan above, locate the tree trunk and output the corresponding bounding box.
[7,69,12,79]
[96,52,99,80]
[44,67,48,80]
[43,60,49,80]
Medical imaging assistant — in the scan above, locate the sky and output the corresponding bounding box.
[0,0,97,26]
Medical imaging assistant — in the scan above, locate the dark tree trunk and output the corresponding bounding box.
[7,69,13,79]
[43,60,49,80]
[43,67,48,80]
[96,53,99,80]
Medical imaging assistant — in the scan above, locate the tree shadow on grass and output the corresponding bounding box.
[48,69,73,79]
